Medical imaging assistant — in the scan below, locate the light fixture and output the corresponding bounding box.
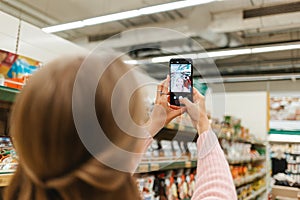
[251,44,300,53]
[124,42,300,64]
[205,49,252,58]
[42,0,217,33]
[139,0,215,15]
[83,10,141,26]
[42,21,85,33]
[196,74,300,83]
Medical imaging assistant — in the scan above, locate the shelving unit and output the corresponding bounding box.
[227,156,266,165]
[219,133,267,199]
[270,140,300,199]
[136,160,197,173]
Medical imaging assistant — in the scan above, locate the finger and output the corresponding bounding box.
[156,85,162,95]
[193,87,204,103]
[160,94,169,107]
[155,84,163,104]
[162,76,169,94]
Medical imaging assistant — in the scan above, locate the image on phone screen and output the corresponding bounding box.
[169,59,193,106]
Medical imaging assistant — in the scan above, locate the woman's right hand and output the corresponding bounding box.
[179,88,209,135]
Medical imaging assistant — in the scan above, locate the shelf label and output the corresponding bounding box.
[138,164,149,173]
[150,164,160,171]
[0,176,10,186]
[185,161,192,168]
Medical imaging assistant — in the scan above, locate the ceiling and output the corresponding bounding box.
[2,0,300,80]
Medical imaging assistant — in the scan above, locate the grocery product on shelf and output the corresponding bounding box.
[136,169,197,200]
[0,137,17,172]
[236,177,266,200]
[221,140,266,163]
[142,139,197,163]
[211,115,264,143]
[0,49,41,90]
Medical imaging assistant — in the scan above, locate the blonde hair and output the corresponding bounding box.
[4,54,147,200]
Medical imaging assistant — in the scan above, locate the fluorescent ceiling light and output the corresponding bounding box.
[42,0,217,33]
[42,21,84,33]
[139,0,215,15]
[124,60,139,65]
[151,55,176,63]
[151,53,199,63]
[199,74,300,83]
[83,10,141,26]
[131,42,300,64]
[206,49,252,57]
[251,44,300,53]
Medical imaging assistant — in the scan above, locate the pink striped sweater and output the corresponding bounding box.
[191,130,237,199]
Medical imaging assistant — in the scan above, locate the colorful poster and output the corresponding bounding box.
[0,49,41,89]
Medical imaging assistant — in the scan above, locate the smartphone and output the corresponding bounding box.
[169,58,193,106]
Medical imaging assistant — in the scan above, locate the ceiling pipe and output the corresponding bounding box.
[188,7,241,48]
[1,0,58,25]
[202,74,300,83]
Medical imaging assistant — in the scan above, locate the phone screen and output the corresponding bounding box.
[169,58,193,106]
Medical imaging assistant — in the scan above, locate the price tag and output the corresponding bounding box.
[185,161,192,168]
[150,164,160,171]
[0,174,12,187]
[138,164,149,173]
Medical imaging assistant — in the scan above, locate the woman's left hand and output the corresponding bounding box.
[147,76,186,137]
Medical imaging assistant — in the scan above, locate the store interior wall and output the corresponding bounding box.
[0,11,86,63]
[206,91,268,140]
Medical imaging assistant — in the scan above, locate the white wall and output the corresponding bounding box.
[206,91,268,140]
[223,79,300,93]
[0,11,86,62]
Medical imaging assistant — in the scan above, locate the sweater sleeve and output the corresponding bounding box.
[192,130,237,200]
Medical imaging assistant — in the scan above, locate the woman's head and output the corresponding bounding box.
[4,53,146,200]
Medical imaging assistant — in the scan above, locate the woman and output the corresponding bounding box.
[4,53,236,200]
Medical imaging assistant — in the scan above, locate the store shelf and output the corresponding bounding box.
[287,161,300,164]
[234,171,266,188]
[136,160,197,173]
[228,156,266,165]
[286,152,300,156]
[218,136,265,146]
[269,133,300,143]
[286,171,300,174]
[244,186,266,200]
[0,86,19,103]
